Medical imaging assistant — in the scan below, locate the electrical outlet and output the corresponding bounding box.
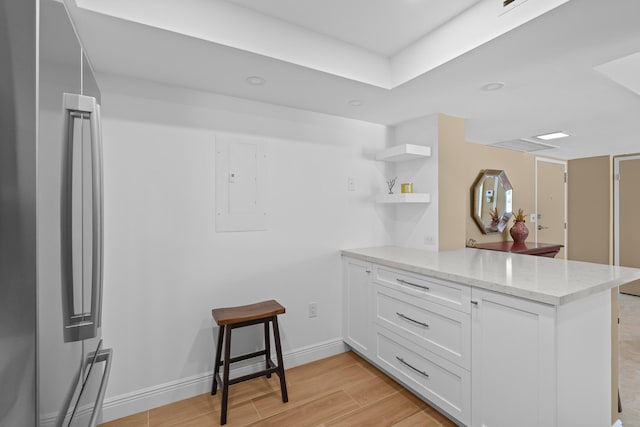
[309,302,318,318]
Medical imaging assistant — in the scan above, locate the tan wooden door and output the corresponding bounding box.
[536,159,567,259]
[617,157,640,296]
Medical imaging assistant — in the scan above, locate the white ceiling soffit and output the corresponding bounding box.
[595,51,640,97]
[492,139,556,152]
[223,0,482,57]
[74,0,569,89]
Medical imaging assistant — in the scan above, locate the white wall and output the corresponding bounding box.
[386,115,439,250]
[97,76,392,420]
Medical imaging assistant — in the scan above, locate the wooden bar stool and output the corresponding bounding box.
[211,300,288,425]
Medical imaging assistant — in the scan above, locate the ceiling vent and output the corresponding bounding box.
[491,138,556,152]
[500,0,529,15]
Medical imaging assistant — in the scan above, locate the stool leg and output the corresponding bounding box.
[271,316,288,403]
[264,320,272,378]
[619,388,622,413]
[212,324,225,395]
[221,325,232,425]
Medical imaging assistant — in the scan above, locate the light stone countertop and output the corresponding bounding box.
[342,246,640,305]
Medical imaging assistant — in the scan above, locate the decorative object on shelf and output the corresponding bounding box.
[386,176,398,194]
[375,145,430,204]
[509,208,529,244]
[401,183,413,194]
[466,238,477,248]
[472,169,513,234]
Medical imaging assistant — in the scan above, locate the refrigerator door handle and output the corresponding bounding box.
[55,343,113,427]
[92,103,104,329]
[88,347,112,427]
[61,93,103,343]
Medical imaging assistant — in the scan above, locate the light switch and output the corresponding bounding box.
[347,177,355,191]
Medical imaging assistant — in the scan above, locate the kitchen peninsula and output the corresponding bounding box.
[342,246,640,427]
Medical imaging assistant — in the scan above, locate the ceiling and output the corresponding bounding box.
[223,0,483,56]
[64,0,640,160]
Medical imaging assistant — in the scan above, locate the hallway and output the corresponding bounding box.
[620,293,640,426]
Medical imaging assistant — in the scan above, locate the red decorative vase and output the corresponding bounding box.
[510,221,529,244]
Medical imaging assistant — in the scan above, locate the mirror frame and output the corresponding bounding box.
[472,169,513,234]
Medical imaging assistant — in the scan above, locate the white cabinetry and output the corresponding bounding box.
[342,257,372,357]
[374,284,471,368]
[470,288,556,427]
[343,256,472,424]
[373,264,471,313]
[372,265,472,424]
[374,327,471,424]
[342,255,613,427]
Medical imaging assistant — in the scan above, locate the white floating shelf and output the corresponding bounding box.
[376,193,431,204]
[375,144,431,162]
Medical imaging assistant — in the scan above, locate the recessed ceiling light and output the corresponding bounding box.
[246,76,265,86]
[348,99,363,107]
[535,131,570,141]
[481,82,505,91]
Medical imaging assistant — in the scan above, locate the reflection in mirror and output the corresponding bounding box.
[473,169,513,234]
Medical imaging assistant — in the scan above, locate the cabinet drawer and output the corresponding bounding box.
[374,284,470,369]
[373,265,470,313]
[375,327,470,426]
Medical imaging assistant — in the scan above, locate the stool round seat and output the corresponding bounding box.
[212,299,285,326]
[211,299,288,425]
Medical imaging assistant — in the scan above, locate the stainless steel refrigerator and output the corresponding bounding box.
[1,0,112,425]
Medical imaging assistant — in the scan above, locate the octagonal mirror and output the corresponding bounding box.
[472,169,513,234]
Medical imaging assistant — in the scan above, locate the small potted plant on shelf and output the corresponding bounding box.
[386,176,397,194]
[509,208,529,244]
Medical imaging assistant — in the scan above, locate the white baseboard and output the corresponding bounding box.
[100,338,347,423]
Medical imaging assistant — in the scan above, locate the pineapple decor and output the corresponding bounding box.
[489,207,500,226]
[513,208,527,223]
[509,208,529,243]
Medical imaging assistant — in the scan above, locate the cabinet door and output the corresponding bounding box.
[471,288,556,427]
[342,257,372,356]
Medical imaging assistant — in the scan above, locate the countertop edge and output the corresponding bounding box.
[341,248,640,306]
[341,250,560,305]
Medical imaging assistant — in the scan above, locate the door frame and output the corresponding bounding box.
[613,155,640,266]
[535,157,568,251]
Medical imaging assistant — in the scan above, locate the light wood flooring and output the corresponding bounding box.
[99,351,457,427]
[620,293,640,427]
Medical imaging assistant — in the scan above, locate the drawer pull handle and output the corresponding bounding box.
[396,278,429,291]
[396,356,429,378]
[396,312,429,328]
